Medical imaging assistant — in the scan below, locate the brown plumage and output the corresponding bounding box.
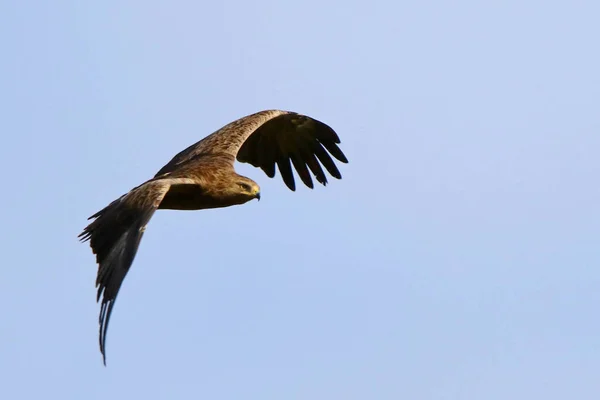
[79,109,348,364]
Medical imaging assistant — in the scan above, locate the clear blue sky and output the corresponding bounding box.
[1,1,599,399]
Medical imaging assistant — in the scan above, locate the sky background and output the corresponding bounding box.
[1,1,599,399]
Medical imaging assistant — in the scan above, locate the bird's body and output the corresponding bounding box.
[79,109,348,364]
[156,155,258,210]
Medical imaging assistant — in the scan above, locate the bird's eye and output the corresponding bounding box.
[239,183,251,191]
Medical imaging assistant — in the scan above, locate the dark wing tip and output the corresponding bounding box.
[237,112,347,190]
[99,300,114,366]
[78,231,91,242]
[329,144,349,164]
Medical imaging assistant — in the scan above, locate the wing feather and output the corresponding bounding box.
[303,151,328,185]
[277,154,296,191]
[320,141,348,163]
[290,152,314,189]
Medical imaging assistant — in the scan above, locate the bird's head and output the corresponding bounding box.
[226,175,261,204]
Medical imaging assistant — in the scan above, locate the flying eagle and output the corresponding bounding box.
[79,109,348,364]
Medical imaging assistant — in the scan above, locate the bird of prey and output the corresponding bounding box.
[79,109,348,364]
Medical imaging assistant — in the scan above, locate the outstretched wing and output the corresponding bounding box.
[79,178,191,364]
[154,110,287,177]
[154,110,348,191]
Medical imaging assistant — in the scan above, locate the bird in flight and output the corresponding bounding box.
[79,109,348,364]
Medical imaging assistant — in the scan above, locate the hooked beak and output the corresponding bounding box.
[255,192,261,201]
